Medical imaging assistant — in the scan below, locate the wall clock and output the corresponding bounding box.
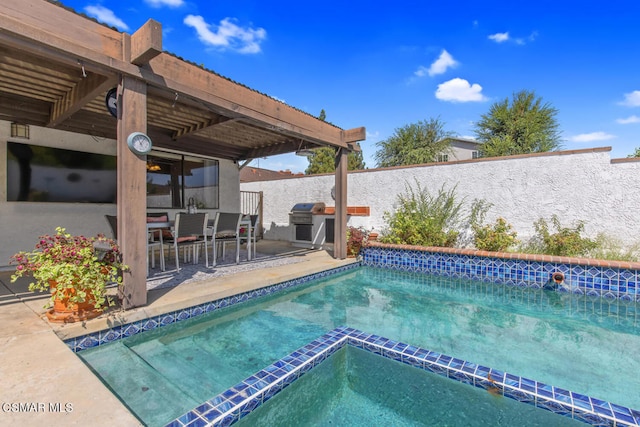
[127,132,153,155]
[105,88,117,118]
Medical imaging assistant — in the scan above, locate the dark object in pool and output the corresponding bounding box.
[486,374,502,397]
[544,272,565,290]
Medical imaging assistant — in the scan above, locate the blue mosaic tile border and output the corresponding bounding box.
[166,327,640,427]
[66,263,359,352]
[361,247,640,301]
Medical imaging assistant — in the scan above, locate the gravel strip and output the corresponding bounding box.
[146,251,305,291]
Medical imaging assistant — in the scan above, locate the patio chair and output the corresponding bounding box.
[166,212,209,271]
[210,212,242,267]
[105,214,118,239]
[239,214,259,260]
[106,214,165,272]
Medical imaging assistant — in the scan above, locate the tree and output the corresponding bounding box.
[305,109,366,174]
[374,118,454,167]
[474,90,561,157]
[628,147,640,158]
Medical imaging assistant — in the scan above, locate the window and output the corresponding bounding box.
[6,143,219,208]
[7,142,117,202]
[146,153,219,209]
[437,154,449,163]
[472,151,480,159]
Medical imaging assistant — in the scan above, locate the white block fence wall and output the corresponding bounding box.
[241,147,640,248]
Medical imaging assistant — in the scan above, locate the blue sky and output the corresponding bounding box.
[59,0,640,172]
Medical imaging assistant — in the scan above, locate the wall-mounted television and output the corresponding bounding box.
[7,142,117,203]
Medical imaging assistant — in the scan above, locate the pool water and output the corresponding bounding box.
[235,346,583,427]
[78,266,640,426]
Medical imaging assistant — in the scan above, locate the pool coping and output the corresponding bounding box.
[167,326,640,427]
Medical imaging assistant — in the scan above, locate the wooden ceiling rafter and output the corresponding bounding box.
[172,117,235,140]
[49,72,117,127]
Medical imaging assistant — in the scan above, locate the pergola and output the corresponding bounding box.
[0,0,365,308]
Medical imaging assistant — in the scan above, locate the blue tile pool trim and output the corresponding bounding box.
[65,263,359,352]
[166,327,640,427]
[361,247,640,301]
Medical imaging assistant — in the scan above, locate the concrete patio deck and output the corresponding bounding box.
[0,241,356,426]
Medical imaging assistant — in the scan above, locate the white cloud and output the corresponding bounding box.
[569,132,616,143]
[616,115,640,124]
[426,50,458,76]
[619,90,640,107]
[414,66,429,78]
[435,78,487,103]
[488,32,509,43]
[184,15,266,54]
[144,0,184,7]
[489,31,537,45]
[84,5,128,31]
[366,130,380,141]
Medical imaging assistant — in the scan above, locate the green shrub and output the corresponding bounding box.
[469,200,518,252]
[381,182,462,247]
[474,218,519,252]
[587,234,640,262]
[529,215,597,257]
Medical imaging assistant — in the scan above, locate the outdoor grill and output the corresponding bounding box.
[289,202,326,242]
[289,202,326,225]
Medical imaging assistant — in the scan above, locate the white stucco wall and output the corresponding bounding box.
[0,121,240,267]
[241,148,640,248]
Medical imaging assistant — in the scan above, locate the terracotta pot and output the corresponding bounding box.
[47,280,102,323]
[347,244,361,258]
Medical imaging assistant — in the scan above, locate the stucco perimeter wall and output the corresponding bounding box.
[0,121,240,267]
[241,148,640,248]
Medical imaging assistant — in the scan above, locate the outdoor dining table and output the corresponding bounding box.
[146,216,253,270]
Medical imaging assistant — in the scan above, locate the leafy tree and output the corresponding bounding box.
[305,146,366,174]
[474,90,562,157]
[305,109,366,174]
[628,147,640,158]
[374,118,454,167]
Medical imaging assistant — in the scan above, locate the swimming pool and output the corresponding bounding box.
[233,342,583,426]
[76,265,640,426]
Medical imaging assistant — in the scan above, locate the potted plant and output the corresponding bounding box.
[10,227,127,323]
[346,226,370,258]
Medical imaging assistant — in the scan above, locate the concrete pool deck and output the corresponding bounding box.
[0,242,356,427]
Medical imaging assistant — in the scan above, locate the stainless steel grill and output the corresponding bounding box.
[289,202,325,225]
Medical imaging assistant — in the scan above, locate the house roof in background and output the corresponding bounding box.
[240,166,304,182]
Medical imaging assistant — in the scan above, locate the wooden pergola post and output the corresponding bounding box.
[334,147,349,259]
[117,76,148,309]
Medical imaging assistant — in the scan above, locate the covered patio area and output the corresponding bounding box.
[0,1,365,309]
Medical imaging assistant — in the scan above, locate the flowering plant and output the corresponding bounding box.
[10,227,127,310]
[346,226,370,257]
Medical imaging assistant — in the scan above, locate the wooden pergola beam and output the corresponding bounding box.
[48,73,116,127]
[130,20,162,66]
